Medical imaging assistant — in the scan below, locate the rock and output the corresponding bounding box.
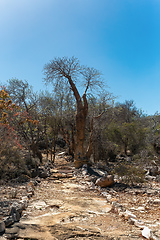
[4,216,14,227]
[156,175,160,182]
[124,210,136,220]
[95,175,114,187]
[10,207,20,222]
[101,192,112,201]
[20,197,29,209]
[26,182,35,196]
[146,189,157,196]
[152,199,160,204]
[134,220,145,229]
[137,206,145,211]
[145,175,156,181]
[4,226,19,239]
[13,222,26,230]
[38,167,48,178]
[128,217,136,225]
[9,189,17,199]
[30,200,47,210]
[27,192,33,199]
[142,227,152,239]
[149,166,159,176]
[82,164,88,175]
[57,151,66,157]
[0,221,5,233]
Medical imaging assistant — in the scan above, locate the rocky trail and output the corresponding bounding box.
[0,155,160,240]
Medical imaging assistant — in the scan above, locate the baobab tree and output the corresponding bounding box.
[43,56,104,167]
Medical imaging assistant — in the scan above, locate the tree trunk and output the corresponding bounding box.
[85,118,93,160]
[74,111,86,163]
[65,75,89,168]
[74,94,88,168]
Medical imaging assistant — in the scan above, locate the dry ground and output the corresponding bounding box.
[17,157,148,240]
[1,156,160,239]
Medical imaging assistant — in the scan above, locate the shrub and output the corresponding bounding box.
[114,163,145,185]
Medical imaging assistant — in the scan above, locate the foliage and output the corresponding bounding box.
[0,88,40,180]
[114,163,146,185]
[1,61,160,183]
[5,79,42,161]
[0,89,24,179]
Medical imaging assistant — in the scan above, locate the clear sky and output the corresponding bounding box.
[0,0,160,115]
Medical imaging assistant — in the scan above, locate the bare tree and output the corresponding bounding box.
[43,56,103,167]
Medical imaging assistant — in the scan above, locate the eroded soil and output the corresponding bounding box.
[17,157,142,240]
[1,156,160,239]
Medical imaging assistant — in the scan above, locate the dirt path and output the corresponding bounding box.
[16,157,145,240]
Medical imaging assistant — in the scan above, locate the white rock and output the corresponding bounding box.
[153,199,160,204]
[137,206,145,211]
[101,192,112,201]
[130,207,136,210]
[106,194,112,201]
[142,227,152,239]
[57,152,66,156]
[124,210,136,220]
[31,200,48,210]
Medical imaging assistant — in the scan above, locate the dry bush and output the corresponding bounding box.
[114,163,146,185]
[0,124,30,180]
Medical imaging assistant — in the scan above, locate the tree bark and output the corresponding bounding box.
[73,93,88,167]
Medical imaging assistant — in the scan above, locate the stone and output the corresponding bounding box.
[39,168,48,178]
[95,175,114,187]
[26,182,35,193]
[27,192,33,199]
[152,199,160,204]
[149,166,159,176]
[14,222,26,230]
[128,217,136,225]
[124,210,136,220]
[10,207,21,221]
[9,189,17,199]
[30,200,47,210]
[4,226,19,239]
[0,221,5,233]
[134,220,145,229]
[142,227,152,239]
[156,175,160,182]
[137,206,145,211]
[82,164,88,175]
[101,192,112,201]
[20,197,28,210]
[57,151,66,157]
[4,216,14,227]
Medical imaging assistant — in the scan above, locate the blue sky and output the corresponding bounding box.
[0,0,160,115]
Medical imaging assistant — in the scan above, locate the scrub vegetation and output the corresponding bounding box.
[0,57,160,184]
